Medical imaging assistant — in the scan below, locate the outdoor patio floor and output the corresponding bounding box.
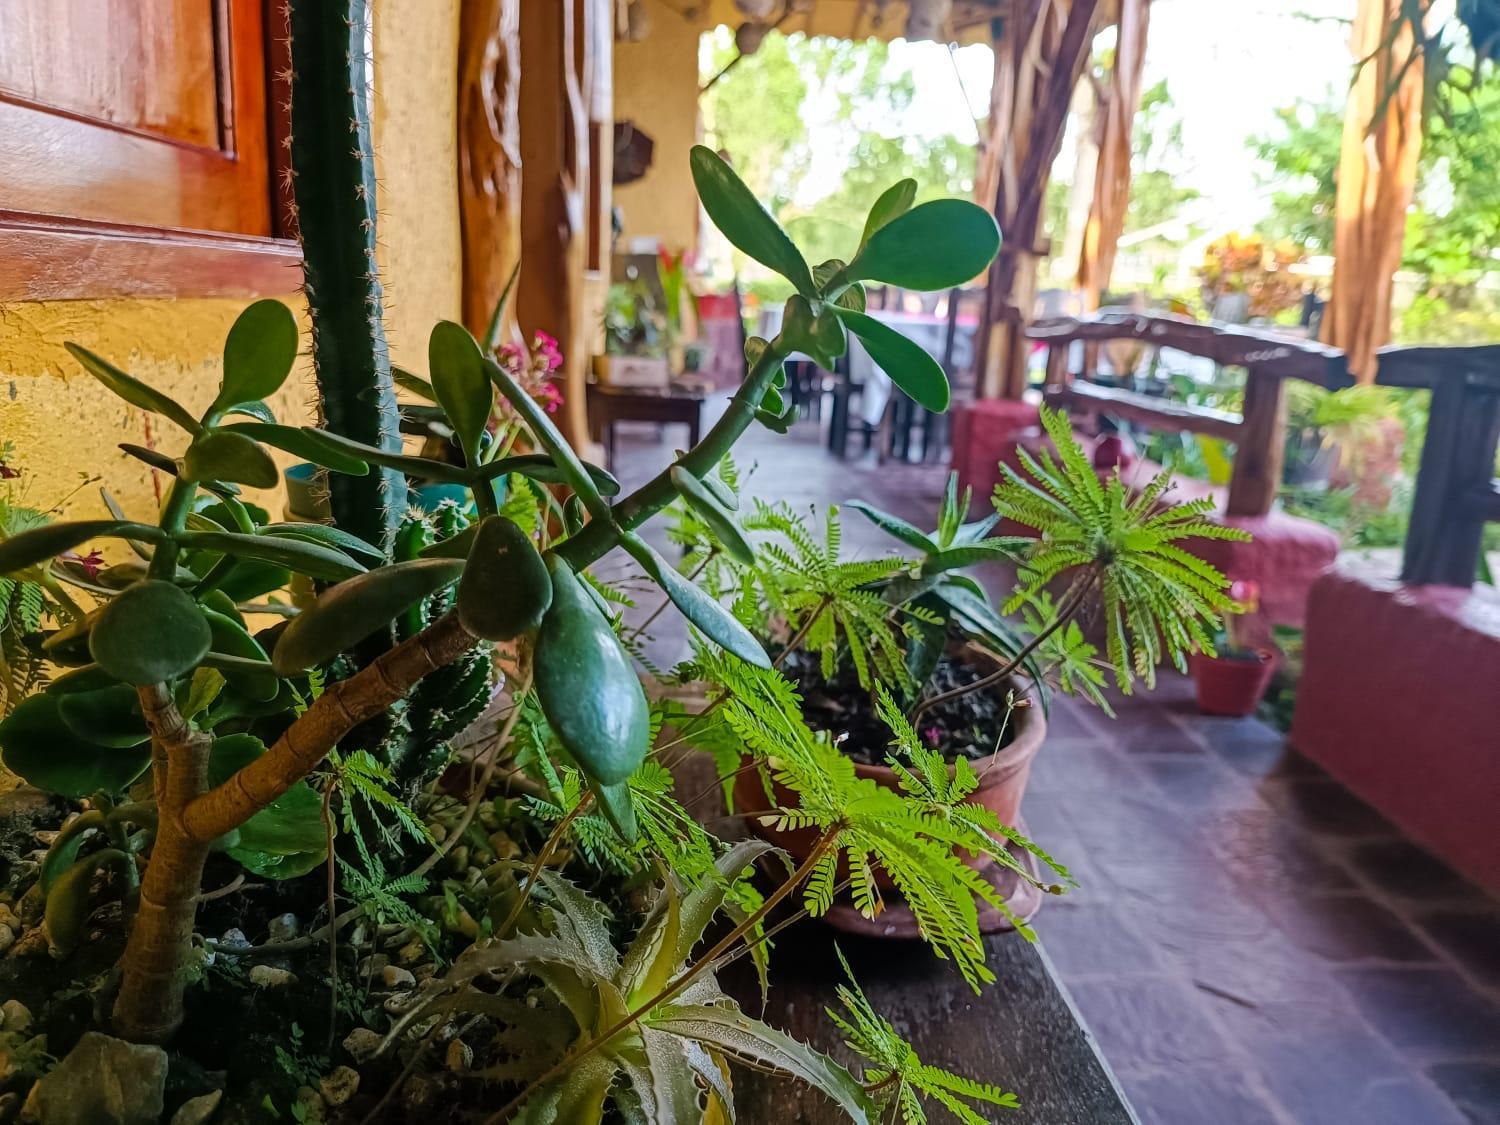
[605,407,1500,1125]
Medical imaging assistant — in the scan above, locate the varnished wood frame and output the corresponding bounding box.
[0,0,299,301]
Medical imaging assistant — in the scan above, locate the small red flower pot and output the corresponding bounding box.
[1190,649,1276,717]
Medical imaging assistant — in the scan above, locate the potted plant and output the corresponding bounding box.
[662,412,1246,934]
[596,273,673,388]
[0,116,1066,1120]
[1282,381,1391,490]
[1189,580,1277,716]
[1197,232,1305,324]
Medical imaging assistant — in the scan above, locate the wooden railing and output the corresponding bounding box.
[1369,345,1500,587]
[1028,312,1348,518]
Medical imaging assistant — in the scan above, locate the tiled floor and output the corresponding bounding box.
[605,410,1500,1125]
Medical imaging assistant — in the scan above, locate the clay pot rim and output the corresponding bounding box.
[853,645,1046,791]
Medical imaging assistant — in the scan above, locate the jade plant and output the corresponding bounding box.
[0,144,1002,1059]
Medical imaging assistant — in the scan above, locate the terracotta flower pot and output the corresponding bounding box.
[735,652,1048,934]
[1190,648,1276,717]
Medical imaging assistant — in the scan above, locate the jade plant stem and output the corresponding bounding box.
[114,684,215,1042]
[553,339,790,570]
[113,333,792,1041]
[489,824,846,1124]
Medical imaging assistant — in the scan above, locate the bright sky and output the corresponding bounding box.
[809,0,1360,230]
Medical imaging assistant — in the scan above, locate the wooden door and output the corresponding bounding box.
[0,0,274,234]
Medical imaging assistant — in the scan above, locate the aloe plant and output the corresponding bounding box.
[0,147,1000,1047]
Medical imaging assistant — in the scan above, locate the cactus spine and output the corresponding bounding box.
[288,0,407,553]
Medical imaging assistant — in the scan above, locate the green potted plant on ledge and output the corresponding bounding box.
[0,102,1056,1115]
[662,409,1247,934]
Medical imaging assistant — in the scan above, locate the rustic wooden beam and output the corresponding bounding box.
[458,0,522,345]
[517,0,593,447]
[1047,380,1244,443]
[1029,313,1349,387]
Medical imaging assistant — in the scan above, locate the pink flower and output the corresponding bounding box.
[65,549,104,579]
[1228,580,1261,613]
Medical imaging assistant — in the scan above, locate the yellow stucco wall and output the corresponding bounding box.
[0,1,462,527]
[614,0,705,255]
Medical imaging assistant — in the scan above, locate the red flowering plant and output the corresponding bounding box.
[1217,579,1264,656]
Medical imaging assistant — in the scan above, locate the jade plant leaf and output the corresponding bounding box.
[0,520,168,576]
[690,145,816,297]
[210,733,328,879]
[89,580,213,685]
[183,431,280,488]
[457,516,552,640]
[0,694,151,797]
[177,529,366,582]
[588,777,638,844]
[201,608,279,701]
[222,400,278,423]
[65,343,203,434]
[214,299,299,413]
[669,467,754,565]
[846,198,1000,291]
[39,810,107,896]
[471,453,622,496]
[56,683,148,748]
[260,522,384,564]
[272,558,465,673]
[833,307,950,413]
[485,358,609,519]
[392,365,437,401]
[780,295,847,369]
[621,533,768,668]
[534,557,649,788]
[295,428,471,484]
[429,320,492,466]
[223,423,370,476]
[858,177,918,252]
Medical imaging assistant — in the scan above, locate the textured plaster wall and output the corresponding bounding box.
[0,0,462,526]
[614,0,705,254]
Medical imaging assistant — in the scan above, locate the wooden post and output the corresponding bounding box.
[518,0,593,447]
[1401,374,1500,586]
[458,0,522,343]
[1225,368,1286,518]
[1323,0,1426,382]
[975,0,1102,400]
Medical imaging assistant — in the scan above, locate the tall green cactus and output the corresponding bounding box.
[288,0,407,553]
[380,504,495,786]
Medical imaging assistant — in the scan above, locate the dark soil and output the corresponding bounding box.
[782,649,1021,765]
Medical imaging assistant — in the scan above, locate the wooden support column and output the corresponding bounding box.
[458,0,522,343]
[1225,369,1287,518]
[518,0,593,447]
[975,0,1102,400]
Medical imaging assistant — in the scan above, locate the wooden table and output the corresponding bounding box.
[722,923,1139,1124]
[585,380,707,468]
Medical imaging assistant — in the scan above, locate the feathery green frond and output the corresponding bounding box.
[994,406,1246,691]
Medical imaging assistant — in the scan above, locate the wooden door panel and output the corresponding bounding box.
[0,0,221,146]
[0,0,273,237]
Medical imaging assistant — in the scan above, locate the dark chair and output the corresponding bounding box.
[827,352,879,458]
[919,286,986,462]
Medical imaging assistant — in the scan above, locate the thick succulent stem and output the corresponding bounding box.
[112,686,213,1043]
[289,0,407,553]
[181,612,477,843]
